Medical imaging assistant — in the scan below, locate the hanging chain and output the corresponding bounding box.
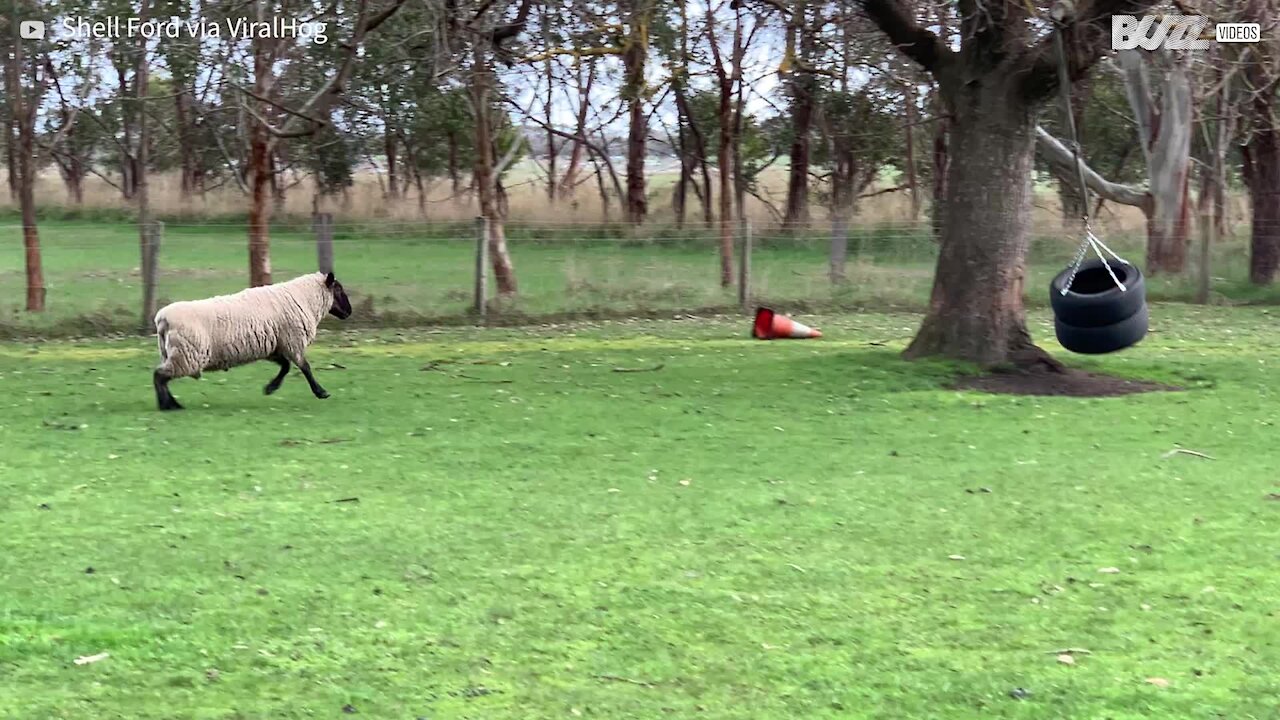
[1052,16,1130,295]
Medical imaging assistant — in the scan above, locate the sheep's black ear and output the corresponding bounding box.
[325,272,335,288]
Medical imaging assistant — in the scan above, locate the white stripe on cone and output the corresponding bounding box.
[788,320,820,338]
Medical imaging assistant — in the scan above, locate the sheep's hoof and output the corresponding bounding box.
[264,384,280,396]
[314,390,330,399]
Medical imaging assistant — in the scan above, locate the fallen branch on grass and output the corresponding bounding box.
[1161,448,1215,460]
[594,674,655,688]
[612,364,665,373]
[456,373,514,383]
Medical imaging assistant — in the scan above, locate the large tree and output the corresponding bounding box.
[5,0,49,311]
[780,0,823,227]
[238,0,407,287]
[857,0,1157,366]
[1239,0,1280,284]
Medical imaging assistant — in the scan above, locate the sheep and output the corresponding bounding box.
[151,271,353,411]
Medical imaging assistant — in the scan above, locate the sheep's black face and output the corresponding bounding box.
[325,272,353,319]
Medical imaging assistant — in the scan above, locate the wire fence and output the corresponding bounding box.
[0,213,1270,339]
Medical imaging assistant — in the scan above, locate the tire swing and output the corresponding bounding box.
[1045,13,1147,355]
[1050,231,1148,354]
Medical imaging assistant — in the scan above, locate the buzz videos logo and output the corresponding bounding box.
[1112,15,1260,50]
[19,20,46,39]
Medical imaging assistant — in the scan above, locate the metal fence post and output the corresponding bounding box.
[738,218,752,310]
[474,216,490,318]
[315,212,335,274]
[141,220,162,330]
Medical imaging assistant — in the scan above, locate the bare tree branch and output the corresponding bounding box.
[1015,0,1162,103]
[1035,125,1153,212]
[855,0,952,74]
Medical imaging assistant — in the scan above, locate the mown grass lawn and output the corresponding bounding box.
[2,305,1279,718]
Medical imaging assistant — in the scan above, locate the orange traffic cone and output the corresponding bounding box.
[752,307,822,340]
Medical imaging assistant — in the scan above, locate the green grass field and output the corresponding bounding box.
[3,218,1279,339]
[4,305,1280,718]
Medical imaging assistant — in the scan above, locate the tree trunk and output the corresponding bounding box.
[1116,50,1191,273]
[174,86,200,198]
[59,153,86,205]
[622,11,649,225]
[247,36,273,287]
[829,136,855,279]
[732,25,748,223]
[558,60,595,199]
[447,130,461,196]
[673,0,710,227]
[135,2,156,328]
[7,24,45,311]
[541,9,557,203]
[783,8,816,228]
[930,112,948,239]
[415,164,428,218]
[3,99,16,201]
[717,91,735,288]
[904,80,921,221]
[904,93,1048,366]
[674,89,713,227]
[472,42,518,295]
[624,85,647,224]
[1145,169,1191,273]
[784,83,814,227]
[592,150,611,221]
[269,147,288,213]
[1145,59,1191,273]
[1245,128,1280,284]
[1242,33,1280,284]
[673,121,690,227]
[385,131,399,198]
[18,141,43,312]
[2,49,14,201]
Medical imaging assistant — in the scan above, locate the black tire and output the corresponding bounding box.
[1049,258,1146,328]
[1054,302,1149,355]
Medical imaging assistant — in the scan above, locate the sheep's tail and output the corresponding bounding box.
[155,313,170,363]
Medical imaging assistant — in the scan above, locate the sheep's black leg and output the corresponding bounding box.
[154,369,183,411]
[263,354,290,395]
[297,360,330,399]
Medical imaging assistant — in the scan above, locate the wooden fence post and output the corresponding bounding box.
[315,212,335,274]
[140,220,162,330]
[738,218,752,310]
[475,216,490,318]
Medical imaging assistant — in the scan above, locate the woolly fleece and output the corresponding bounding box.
[155,272,335,379]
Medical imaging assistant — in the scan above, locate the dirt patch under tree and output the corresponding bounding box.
[950,364,1181,398]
